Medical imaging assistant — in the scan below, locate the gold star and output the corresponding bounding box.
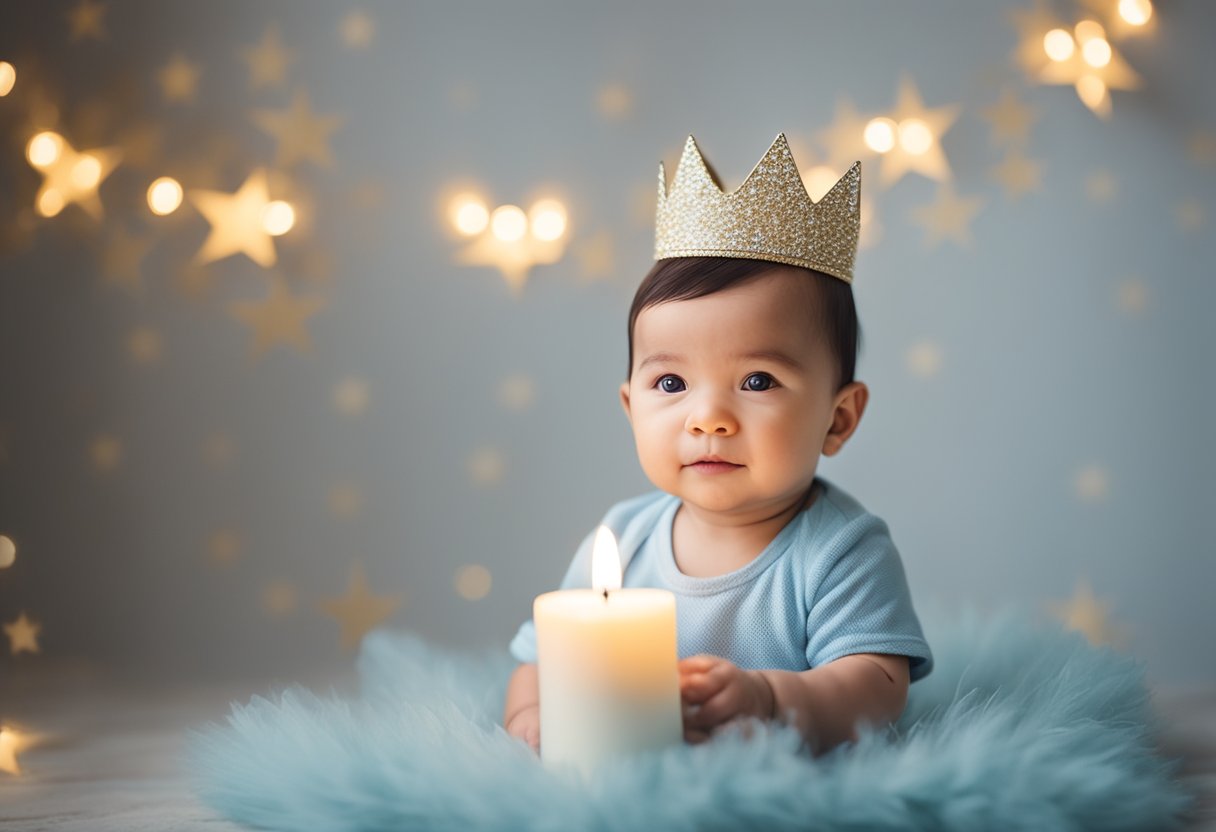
[911,185,985,248]
[1048,580,1125,647]
[981,88,1038,146]
[1085,169,1117,203]
[243,24,293,90]
[228,276,326,357]
[29,136,120,221]
[456,231,565,294]
[318,563,402,650]
[157,53,200,103]
[4,612,41,655]
[574,229,615,282]
[815,96,873,171]
[251,89,343,168]
[454,565,492,601]
[0,726,30,775]
[1188,131,1216,167]
[991,149,1044,199]
[90,434,122,471]
[208,529,243,566]
[340,10,376,48]
[126,326,163,365]
[102,225,152,292]
[1175,199,1206,232]
[877,76,959,186]
[66,0,106,41]
[596,84,633,120]
[189,169,278,267]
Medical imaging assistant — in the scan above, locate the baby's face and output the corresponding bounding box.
[620,268,851,523]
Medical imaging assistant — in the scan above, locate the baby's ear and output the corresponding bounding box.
[619,381,632,423]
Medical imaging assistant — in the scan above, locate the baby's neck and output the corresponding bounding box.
[671,485,818,578]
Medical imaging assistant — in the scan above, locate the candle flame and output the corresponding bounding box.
[0,726,28,775]
[590,525,622,593]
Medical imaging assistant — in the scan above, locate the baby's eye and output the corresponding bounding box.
[743,373,777,391]
[656,374,686,393]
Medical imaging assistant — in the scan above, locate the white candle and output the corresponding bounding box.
[534,526,681,777]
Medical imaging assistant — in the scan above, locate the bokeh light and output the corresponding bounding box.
[863,117,897,153]
[1076,75,1108,110]
[528,199,567,241]
[898,118,934,155]
[1082,38,1112,68]
[1074,20,1106,45]
[37,188,65,217]
[0,61,15,97]
[1119,0,1153,26]
[70,154,102,189]
[490,204,526,241]
[261,200,295,236]
[452,195,489,235]
[26,132,63,169]
[147,176,183,215]
[0,534,15,569]
[803,165,843,201]
[1043,29,1076,62]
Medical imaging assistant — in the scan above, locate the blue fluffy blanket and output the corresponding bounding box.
[186,605,1194,830]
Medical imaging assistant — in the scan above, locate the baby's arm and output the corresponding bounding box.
[503,662,541,752]
[681,652,909,755]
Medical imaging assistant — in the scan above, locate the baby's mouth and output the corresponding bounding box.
[685,458,744,473]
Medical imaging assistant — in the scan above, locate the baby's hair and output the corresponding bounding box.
[626,257,861,392]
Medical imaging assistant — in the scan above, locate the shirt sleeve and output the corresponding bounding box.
[507,528,596,664]
[804,514,934,682]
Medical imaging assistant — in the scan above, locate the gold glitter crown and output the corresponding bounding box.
[655,133,861,283]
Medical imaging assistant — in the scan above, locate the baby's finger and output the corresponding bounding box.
[680,671,724,704]
[684,686,741,730]
[525,726,540,754]
[684,726,712,745]
[678,655,719,674]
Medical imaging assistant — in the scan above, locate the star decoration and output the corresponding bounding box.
[66,0,106,41]
[815,96,874,171]
[208,529,243,565]
[4,612,41,655]
[876,77,959,186]
[228,276,326,357]
[251,89,343,168]
[318,563,402,650]
[456,231,565,294]
[340,10,376,48]
[574,229,615,282]
[90,435,122,471]
[990,150,1044,199]
[29,137,120,221]
[1048,580,1126,647]
[0,726,29,775]
[1085,170,1118,203]
[157,53,201,103]
[454,565,492,601]
[102,225,153,291]
[243,24,294,90]
[189,169,278,267]
[911,185,985,248]
[1175,199,1206,232]
[126,326,163,365]
[980,88,1038,146]
[334,377,370,415]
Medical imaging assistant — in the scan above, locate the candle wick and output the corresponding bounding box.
[602,588,609,601]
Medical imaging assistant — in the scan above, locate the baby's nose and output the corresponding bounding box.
[684,398,738,436]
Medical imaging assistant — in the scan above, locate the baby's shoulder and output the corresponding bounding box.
[598,489,677,537]
[789,478,896,560]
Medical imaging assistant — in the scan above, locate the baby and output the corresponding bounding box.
[503,134,932,757]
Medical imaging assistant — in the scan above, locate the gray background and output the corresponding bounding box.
[0,0,1212,692]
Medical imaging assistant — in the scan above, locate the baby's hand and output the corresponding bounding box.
[505,704,541,754]
[678,654,775,743]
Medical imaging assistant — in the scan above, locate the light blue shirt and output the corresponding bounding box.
[509,477,934,683]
